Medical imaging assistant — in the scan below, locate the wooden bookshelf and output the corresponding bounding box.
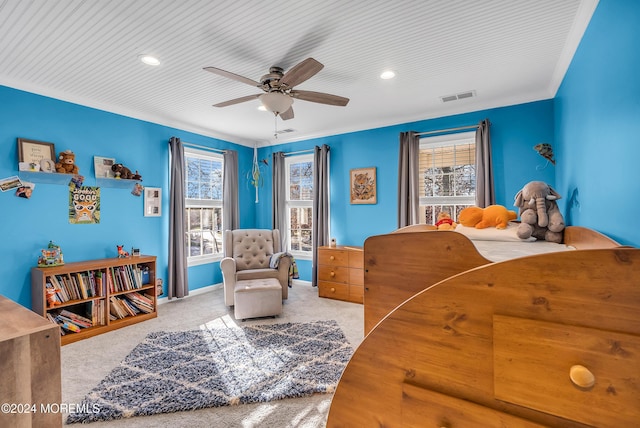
[31,255,157,345]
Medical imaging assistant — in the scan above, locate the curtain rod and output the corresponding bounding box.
[182,142,227,153]
[416,124,478,136]
[283,148,315,156]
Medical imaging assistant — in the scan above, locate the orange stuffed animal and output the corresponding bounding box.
[458,205,517,229]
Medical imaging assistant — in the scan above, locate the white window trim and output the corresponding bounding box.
[285,153,314,260]
[184,146,224,266]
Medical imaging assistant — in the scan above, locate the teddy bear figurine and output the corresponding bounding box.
[55,150,79,174]
[435,211,457,230]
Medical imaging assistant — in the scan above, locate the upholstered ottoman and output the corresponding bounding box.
[234,278,282,320]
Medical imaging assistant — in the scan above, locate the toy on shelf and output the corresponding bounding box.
[38,241,64,267]
[117,245,130,258]
[55,150,79,174]
[111,163,142,181]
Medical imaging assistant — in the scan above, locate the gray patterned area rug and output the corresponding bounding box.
[67,320,352,424]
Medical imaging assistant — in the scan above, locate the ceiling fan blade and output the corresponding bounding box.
[213,94,261,107]
[203,66,261,87]
[280,106,294,120]
[280,58,324,88]
[291,90,349,106]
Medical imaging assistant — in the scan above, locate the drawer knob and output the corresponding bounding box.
[570,364,595,389]
[329,255,335,261]
[331,287,336,292]
[330,271,336,277]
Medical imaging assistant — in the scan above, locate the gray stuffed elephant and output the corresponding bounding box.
[514,181,565,243]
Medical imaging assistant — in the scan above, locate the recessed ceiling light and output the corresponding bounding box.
[258,105,267,111]
[139,54,160,66]
[380,70,396,80]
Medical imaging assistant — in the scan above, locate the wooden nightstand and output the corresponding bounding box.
[317,245,363,303]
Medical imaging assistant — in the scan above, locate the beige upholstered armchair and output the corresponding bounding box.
[220,229,291,307]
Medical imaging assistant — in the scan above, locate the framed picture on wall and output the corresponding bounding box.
[350,167,377,204]
[144,187,162,217]
[17,138,56,166]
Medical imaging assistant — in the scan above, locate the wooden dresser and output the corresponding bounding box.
[317,245,363,303]
[0,295,62,427]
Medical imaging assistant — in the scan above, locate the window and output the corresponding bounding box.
[419,131,476,224]
[184,147,223,265]
[285,154,313,259]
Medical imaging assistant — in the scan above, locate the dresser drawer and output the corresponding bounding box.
[348,248,364,269]
[349,284,363,303]
[493,315,640,426]
[319,249,348,267]
[349,268,363,286]
[318,265,349,284]
[318,281,350,301]
[402,383,546,428]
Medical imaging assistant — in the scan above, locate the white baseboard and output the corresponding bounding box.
[157,280,312,305]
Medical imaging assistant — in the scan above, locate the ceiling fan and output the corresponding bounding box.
[203,57,349,120]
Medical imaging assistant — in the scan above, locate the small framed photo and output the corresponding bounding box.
[350,167,377,204]
[17,138,56,166]
[144,187,162,217]
[94,156,116,178]
[0,175,24,192]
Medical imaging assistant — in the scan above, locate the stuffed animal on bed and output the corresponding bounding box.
[514,181,565,243]
[458,205,517,230]
[435,212,457,230]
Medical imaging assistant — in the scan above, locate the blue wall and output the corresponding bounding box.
[257,100,556,252]
[0,86,253,309]
[4,0,637,309]
[555,0,640,246]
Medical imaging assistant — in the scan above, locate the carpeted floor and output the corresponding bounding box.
[67,320,353,424]
[61,282,364,427]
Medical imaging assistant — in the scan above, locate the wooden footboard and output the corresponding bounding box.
[363,226,619,334]
[329,247,640,427]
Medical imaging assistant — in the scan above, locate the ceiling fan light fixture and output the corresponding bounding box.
[259,92,293,114]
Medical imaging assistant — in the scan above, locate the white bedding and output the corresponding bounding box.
[472,240,575,262]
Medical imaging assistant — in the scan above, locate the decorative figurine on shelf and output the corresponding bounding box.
[117,245,130,258]
[55,150,80,174]
[111,163,142,181]
[38,241,64,267]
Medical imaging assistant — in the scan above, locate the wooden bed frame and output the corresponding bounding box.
[364,225,620,334]
[327,226,638,427]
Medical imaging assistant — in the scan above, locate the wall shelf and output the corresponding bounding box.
[17,171,141,189]
[19,170,75,185]
[96,177,141,189]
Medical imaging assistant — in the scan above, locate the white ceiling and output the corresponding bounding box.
[0,0,598,147]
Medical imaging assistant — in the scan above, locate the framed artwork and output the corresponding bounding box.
[144,187,162,217]
[17,138,56,166]
[350,167,377,204]
[94,156,116,178]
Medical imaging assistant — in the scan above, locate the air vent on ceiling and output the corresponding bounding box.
[440,90,476,103]
[275,128,296,134]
